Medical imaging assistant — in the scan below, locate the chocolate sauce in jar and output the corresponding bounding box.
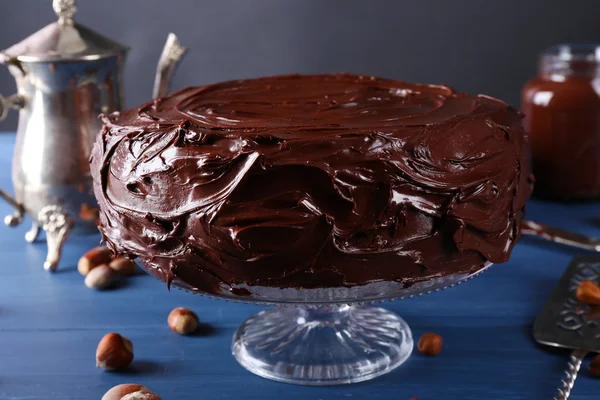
[522,44,600,201]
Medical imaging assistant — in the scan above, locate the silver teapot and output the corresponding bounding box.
[0,0,187,270]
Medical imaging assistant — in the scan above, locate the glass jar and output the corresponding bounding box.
[521,44,600,201]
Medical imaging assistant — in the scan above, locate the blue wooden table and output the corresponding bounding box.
[0,132,598,400]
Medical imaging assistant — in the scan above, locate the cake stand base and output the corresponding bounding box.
[232,305,413,386]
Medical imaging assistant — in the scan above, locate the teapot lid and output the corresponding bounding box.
[1,0,128,63]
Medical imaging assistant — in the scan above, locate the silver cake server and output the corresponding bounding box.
[522,219,600,253]
[534,255,600,399]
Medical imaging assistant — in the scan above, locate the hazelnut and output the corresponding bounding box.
[589,354,600,377]
[576,280,600,305]
[109,257,138,276]
[78,246,113,276]
[85,264,117,290]
[121,392,162,400]
[102,384,152,400]
[96,333,134,370]
[417,332,443,356]
[168,307,199,335]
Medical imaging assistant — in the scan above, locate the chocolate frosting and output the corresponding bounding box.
[91,73,534,295]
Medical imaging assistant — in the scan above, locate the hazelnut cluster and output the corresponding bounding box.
[77,245,204,397]
[95,306,200,397]
[78,246,138,289]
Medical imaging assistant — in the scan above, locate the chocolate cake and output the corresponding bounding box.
[91,73,533,295]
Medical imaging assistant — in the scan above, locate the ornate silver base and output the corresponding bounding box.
[2,202,73,271]
[37,205,73,271]
[0,189,24,227]
[24,222,40,243]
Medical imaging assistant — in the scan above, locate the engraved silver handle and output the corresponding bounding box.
[554,349,587,400]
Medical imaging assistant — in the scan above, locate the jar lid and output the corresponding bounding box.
[539,44,600,77]
[1,0,128,63]
[542,44,600,63]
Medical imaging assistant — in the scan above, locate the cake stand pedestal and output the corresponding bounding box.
[233,305,412,385]
[179,262,492,386]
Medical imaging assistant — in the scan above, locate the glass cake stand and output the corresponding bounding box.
[174,262,492,386]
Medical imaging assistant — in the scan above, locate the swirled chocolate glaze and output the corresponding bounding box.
[91,73,534,295]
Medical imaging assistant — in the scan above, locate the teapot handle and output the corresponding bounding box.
[0,93,24,121]
[0,93,25,226]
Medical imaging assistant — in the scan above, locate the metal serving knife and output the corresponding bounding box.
[534,255,600,399]
[522,219,600,253]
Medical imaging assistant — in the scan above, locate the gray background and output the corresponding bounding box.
[0,0,598,130]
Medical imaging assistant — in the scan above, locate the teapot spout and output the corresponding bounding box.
[152,33,188,99]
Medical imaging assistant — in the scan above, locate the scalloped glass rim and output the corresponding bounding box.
[173,261,493,306]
